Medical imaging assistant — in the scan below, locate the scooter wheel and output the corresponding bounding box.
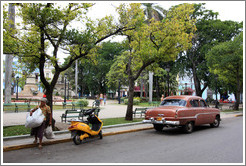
[99,131,103,139]
[73,135,82,145]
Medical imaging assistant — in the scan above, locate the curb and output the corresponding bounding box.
[3,122,145,141]
[3,126,153,152]
[235,114,243,117]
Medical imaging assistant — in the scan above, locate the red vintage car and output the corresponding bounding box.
[143,95,221,133]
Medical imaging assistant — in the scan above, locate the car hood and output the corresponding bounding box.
[146,106,184,117]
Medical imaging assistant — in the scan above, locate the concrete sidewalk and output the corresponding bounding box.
[3,123,154,152]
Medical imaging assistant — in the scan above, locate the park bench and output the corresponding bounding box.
[3,102,30,113]
[62,102,84,110]
[61,109,85,123]
[61,108,101,123]
[133,107,147,118]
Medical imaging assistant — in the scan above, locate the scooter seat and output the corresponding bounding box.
[84,109,96,116]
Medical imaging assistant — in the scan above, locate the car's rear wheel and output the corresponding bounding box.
[183,121,194,133]
[210,116,220,128]
[153,124,164,131]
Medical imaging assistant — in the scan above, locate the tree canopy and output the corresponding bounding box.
[175,3,243,97]
[3,2,147,116]
[107,3,196,120]
[206,32,243,109]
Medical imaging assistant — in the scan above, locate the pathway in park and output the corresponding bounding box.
[2,99,242,127]
[2,100,143,126]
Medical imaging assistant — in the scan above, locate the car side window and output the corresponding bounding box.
[200,100,207,107]
[190,100,199,107]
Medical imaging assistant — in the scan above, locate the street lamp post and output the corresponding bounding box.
[118,79,121,104]
[215,75,219,108]
[185,83,187,95]
[165,66,170,96]
[64,73,67,103]
[67,80,69,100]
[16,76,19,100]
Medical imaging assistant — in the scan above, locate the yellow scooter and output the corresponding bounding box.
[68,108,103,145]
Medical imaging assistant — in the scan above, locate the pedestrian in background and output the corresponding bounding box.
[161,94,165,102]
[103,94,107,106]
[99,93,103,105]
[30,97,52,149]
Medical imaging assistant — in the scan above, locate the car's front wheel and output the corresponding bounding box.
[153,124,164,131]
[183,121,194,133]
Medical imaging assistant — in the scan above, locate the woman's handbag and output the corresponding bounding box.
[44,125,55,139]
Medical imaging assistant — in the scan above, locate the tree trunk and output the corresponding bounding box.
[144,78,148,98]
[125,79,135,121]
[140,78,143,98]
[45,87,56,130]
[156,76,160,99]
[192,64,203,97]
[4,4,15,104]
[233,67,241,110]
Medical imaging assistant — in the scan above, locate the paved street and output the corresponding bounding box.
[3,117,243,164]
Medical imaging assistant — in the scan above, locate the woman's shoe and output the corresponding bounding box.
[38,145,42,149]
[33,140,37,144]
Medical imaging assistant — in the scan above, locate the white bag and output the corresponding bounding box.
[25,108,45,128]
[44,126,55,139]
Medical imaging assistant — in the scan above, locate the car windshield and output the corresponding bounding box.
[160,99,187,106]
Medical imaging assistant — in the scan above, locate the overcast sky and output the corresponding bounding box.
[86,1,245,22]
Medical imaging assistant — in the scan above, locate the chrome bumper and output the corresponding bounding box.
[143,119,180,125]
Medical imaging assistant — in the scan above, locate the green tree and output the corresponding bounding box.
[176,3,243,97]
[206,32,243,110]
[141,3,166,99]
[64,41,126,97]
[3,2,140,117]
[142,3,167,22]
[107,3,196,120]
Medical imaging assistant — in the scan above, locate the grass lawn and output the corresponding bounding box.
[101,117,144,126]
[3,125,31,137]
[3,117,144,137]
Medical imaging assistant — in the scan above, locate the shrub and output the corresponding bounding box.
[140,97,147,102]
[124,98,140,105]
[76,99,89,107]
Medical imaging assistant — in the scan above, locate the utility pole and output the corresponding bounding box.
[4,4,15,104]
[149,71,153,103]
[75,60,78,97]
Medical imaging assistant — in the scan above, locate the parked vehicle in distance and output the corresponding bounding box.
[143,95,221,133]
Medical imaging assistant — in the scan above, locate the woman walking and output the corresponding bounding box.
[30,97,52,149]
